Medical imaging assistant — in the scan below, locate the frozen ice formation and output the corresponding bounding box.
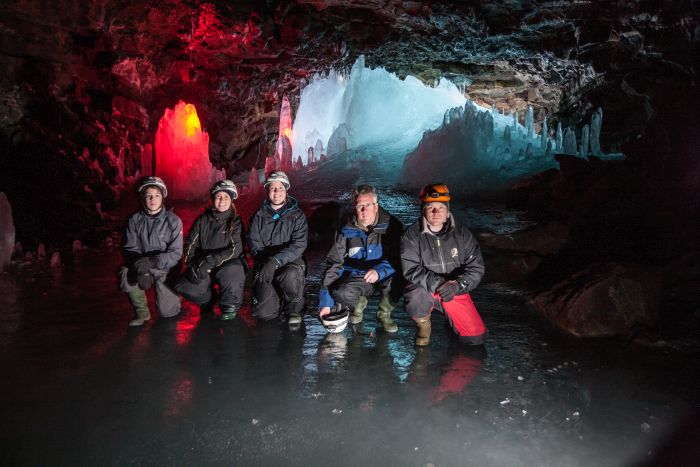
[291,55,464,163]
[402,103,622,194]
[0,193,15,268]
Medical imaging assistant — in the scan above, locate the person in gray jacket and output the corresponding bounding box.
[175,180,245,321]
[248,171,308,326]
[119,177,183,326]
[401,183,487,346]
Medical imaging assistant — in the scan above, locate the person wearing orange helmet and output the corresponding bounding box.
[400,183,487,346]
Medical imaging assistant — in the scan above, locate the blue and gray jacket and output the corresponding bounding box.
[318,207,404,309]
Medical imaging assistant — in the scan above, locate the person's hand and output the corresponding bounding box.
[133,257,153,275]
[363,269,379,283]
[437,280,459,302]
[186,266,206,284]
[319,306,332,318]
[137,272,154,290]
[259,260,277,283]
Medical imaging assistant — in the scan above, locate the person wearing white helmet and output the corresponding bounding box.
[119,176,183,326]
[248,170,308,327]
[175,180,245,320]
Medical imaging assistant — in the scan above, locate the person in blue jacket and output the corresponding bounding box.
[119,177,183,326]
[318,184,404,333]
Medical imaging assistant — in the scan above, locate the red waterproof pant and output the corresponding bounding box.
[404,284,487,345]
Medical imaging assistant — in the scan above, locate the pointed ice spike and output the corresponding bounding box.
[556,122,563,151]
[590,108,603,156]
[581,124,590,157]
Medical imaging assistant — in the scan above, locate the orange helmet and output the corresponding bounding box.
[419,183,451,203]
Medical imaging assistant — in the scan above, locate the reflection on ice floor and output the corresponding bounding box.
[1,146,698,466]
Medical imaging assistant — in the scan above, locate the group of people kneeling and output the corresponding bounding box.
[120,171,487,346]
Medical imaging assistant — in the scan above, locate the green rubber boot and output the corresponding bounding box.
[220,306,238,321]
[376,296,398,333]
[350,295,367,325]
[127,289,150,326]
[414,315,431,346]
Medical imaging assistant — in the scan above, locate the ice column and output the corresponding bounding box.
[590,107,603,156]
[0,193,15,268]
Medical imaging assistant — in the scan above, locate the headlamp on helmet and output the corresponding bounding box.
[419,183,450,203]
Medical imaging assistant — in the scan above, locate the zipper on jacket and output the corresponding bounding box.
[436,238,446,273]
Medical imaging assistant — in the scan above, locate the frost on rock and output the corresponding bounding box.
[0,193,15,268]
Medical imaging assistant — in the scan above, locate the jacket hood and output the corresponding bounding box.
[262,196,299,219]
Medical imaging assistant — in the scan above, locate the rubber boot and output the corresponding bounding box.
[376,296,398,333]
[220,305,238,321]
[288,312,302,326]
[414,315,431,346]
[127,289,150,326]
[350,295,367,325]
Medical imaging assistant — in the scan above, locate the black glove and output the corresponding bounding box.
[259,259,278,283]
[133,257,153,275]
[437,280,459,303]
[456,276,470,295]
[137,271,154,290]
[186,266,201,284]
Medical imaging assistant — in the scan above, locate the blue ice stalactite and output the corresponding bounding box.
[556,122,563,152]
[545,139,553,158]
[540,117,548,150]
[590,107,603,156]
[525,105,534,140]
[581,124,590,158]
[504,125,511,148]
[563,127,577,155]
[512,111,518,133]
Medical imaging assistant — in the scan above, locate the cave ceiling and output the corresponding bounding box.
[0,0,698,239]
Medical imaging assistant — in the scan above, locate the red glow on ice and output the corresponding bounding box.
[155,100,216,200]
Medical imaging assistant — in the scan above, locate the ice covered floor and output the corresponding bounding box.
[1,148,699,465]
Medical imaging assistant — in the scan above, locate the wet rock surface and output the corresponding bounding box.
[528,262,661,338]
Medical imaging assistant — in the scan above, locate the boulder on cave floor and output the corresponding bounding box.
[528,262,660,337]
[477,221,569,256]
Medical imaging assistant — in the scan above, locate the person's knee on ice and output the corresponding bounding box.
[121,177,183,326]
[248,171,308,327]
[317,184,404,333]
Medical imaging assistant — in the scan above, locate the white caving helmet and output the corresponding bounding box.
[138,176,168,198]
[211,180,238,200]
[264,170,290,190]
[320,305,349,334]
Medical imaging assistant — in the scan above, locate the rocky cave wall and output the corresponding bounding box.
[0,0,698,246]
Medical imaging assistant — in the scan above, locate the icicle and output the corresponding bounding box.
[525,143,533,159]
[590,108,603,156]
[555,122,563,151]
[581,124,590,158]
[50,252,61,268]
[525,105,534,139]
[540,117,548,150]
[563,127,577,155]
[503,125,511,148]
